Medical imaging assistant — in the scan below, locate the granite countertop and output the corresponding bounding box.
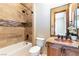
[46,37,79,48]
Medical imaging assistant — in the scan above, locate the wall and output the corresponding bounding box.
[0,27,25,48]
[0,3,33,48]
[24,3,33,43]
[35,3,50,39]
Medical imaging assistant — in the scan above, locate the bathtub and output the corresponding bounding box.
[0,41,32,56]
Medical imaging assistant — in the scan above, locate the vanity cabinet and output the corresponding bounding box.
[46,42,79,56]
[62,46,79,56]
[47,42,62,56]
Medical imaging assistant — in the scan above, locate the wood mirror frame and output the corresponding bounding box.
[76,3,79,36]
[50,4,69,36]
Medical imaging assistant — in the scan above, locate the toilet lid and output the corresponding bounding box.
[37,37,45,40]
[29,46,41,53]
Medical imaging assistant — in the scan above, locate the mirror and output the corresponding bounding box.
[55,12,66,36]
[50,4,69,36]
[68,3,78,40]
[76,4,79,37]
[50,3,78,40]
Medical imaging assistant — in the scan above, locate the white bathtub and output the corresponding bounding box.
[0,41,32,56]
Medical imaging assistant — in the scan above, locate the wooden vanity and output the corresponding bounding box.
[46,37,79,56]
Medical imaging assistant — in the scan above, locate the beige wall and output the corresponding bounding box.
[35,4,50,39]
[0,3,33,48]
[0,3,32,22]
[0,27,25,48]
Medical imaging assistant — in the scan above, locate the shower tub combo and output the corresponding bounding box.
[0,41,32,56]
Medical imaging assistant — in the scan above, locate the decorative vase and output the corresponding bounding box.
[71,35,77,41]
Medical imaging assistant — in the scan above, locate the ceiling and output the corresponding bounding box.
[42,3,69,8]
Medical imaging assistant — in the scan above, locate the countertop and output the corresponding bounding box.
[46,37,79,48]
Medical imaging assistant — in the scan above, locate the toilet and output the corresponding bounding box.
[29,37,45,56]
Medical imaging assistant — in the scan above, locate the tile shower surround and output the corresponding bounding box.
[0,19,32,48]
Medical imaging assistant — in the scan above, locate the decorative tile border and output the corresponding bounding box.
[0,19,32,27]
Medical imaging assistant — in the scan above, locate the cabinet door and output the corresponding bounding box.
[47,43,62,56]
[64,48,79,56]
[47,45,53,56]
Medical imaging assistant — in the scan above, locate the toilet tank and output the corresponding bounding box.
[36,37,45,47]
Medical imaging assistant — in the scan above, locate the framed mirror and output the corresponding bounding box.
[50,3,78,40]
[50,4,69,36]
[68,3,78,40]
[76,3,79,37]
[55,12,66,36]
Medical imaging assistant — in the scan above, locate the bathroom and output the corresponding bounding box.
[1,3,79,56]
